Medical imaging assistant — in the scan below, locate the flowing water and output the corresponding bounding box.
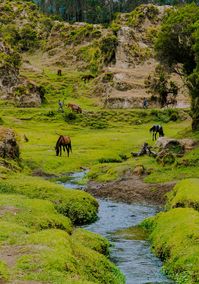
[62,172,174,284]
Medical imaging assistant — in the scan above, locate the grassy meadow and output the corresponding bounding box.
[0,58,199,283]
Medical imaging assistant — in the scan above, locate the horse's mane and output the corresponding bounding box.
[55,135,63,148]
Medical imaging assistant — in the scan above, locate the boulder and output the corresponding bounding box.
[133,165,145,176]
[0,127,20,159]
[156,137,185,155]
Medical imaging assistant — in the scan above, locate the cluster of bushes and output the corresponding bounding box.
[127,4,159,27]
[0,0,53,51]
[150,109,183,123]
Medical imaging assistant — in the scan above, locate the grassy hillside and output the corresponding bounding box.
[0,1,199,283]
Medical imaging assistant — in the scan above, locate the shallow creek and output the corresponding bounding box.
[62,172,174,284]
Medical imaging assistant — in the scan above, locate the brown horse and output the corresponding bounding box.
[67,103,82,113]
[55,135,72,157]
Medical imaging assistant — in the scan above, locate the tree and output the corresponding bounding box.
[155,4,199,130]
[145,66,178,107]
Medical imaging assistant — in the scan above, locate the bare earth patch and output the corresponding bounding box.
[86,175,176,205]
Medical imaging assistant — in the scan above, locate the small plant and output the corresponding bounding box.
[64,112,77,122]
[119,153,129,161]
[98,157,122,163]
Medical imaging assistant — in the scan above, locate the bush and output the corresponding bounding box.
[98,157,122,163]
[100,35,118,65]
[19,24,39,51]
[64,112,77,122]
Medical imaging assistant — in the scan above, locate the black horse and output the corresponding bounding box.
[149,125,164,141]
[55,135,72,157]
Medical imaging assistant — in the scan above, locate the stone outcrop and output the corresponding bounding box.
[0,127,20,159]
[0,42,44,107]
[156,137,196,152]
[100,5,190,109]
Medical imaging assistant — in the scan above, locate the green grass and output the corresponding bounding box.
[166,178,199,211]
[0,194,72,232]
[72,228,110,256]
[0,174,98,225]
[0,224,124,283]
[141,208,199,283]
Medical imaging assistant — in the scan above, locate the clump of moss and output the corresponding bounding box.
[14,229,124,283]
[72,228,110,256]
[141,208,199,283]
[0,174,98,225]
[0,194,72,233]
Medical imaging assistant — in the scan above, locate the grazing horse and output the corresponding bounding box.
[55,135,72,157]
[57,69,62,76]
[67,103,82,113]
[150,125,164,141]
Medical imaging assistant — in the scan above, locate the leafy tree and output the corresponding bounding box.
[155,4,199,130]
[145,66,178,107]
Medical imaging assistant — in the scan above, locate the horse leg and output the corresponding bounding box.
[69,142,72,153]
[59,146,62,156]
[155,132,157,140]
[66,145,69,157]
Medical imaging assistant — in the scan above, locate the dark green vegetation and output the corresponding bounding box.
[142,179,199,283]
[155,3,199,130]
[33,0,199,24]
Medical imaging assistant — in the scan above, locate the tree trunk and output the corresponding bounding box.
[191,96,199,130]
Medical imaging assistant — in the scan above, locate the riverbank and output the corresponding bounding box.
[86,174,176,205]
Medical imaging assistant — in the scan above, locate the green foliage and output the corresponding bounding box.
[155,4,199,129]
[141,208,199,283]
[145,65,178,108]
[98,157,122,163]
[99,35,118,65]
[19,24,39,51]
[127,4,159,27]
[0,0,52,51]
[0,48,21,71]
[150,108,181,123]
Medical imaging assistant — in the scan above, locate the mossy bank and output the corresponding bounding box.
[142,178,199,283]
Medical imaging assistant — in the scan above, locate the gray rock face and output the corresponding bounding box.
[0,127,20,159]
[0,42,44,107]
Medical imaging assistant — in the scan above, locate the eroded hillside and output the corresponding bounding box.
[0,1,190,108]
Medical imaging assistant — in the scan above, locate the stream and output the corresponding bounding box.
[62,172,173,284]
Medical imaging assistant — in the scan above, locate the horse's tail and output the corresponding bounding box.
[160,126,164,137]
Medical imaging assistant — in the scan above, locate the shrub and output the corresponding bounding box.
[98,157,122,163]
[19,24,39,51]
[99,35,118,65]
